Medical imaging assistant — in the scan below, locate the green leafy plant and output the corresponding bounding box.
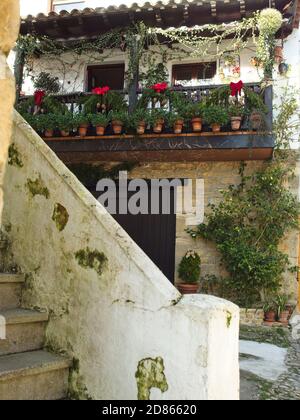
[244,87,268,115]
[185,102,206,119]
[274,294,290,317]
[56,113,75,131]
[178,250,201,284]
[35,113,57,131]
[188,160,300,307]
[73,113,90,127]
[109,110,128,124]
[129,108,151,129]
[257,8,283,79]
[228,104,245,117]
[166,112,186,127]
[33,72,61,94]
[88,113,110,128]
[203,105,229,126]
[148,109,168,125]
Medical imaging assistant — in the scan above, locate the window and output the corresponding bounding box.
[87,64,125,92]
[172,63,217,86]
[51,1,86,13]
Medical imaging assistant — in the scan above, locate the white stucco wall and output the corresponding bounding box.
[1,112,240,400]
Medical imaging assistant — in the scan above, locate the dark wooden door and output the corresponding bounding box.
[97,182,177,284]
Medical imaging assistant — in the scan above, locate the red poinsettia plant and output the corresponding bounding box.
[150,82,168,93]
[92,86,110,95]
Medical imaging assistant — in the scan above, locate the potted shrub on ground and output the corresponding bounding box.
[109,111,127,135]
[167,113,185,134]
[203,105,229,133]
[275,294,290,324]
[37,114,57,138]
[177,250,201,294]
[56,113,75,137]
[263,301,277,323]
[228,104,245,131]
[89,113,110,136]
[150,109,167,134]
[74,113,90,137]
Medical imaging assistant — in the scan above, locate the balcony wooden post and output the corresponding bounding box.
[128,36,140,113]
[14,44,25,104]
[264,84,273,132]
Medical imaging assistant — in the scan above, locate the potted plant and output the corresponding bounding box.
[150,109,167,134]
[275,294,290,324]
[37,113,57,138]
[263,301,277,323]
[244,87,268,130]
[89,113,110,136]
[186,103,205,132]
[109,111,127,135]
[228,104,245,131]
[73,113,90,137]
[203,105,229,133]
[177,250,201,294]
[167,113,185,134]
[56,113,74,137]
[130,108,150,135]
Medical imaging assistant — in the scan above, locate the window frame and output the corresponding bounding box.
[86,63,126,92]
[172,62,217,86]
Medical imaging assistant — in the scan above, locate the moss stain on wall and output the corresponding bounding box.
[26,175,50,199]
[52,203,69,232]
[135,357,168,400]
[8,143,23,168]
[75,247,108,276]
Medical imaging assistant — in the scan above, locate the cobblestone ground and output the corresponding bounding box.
[240,326,300,400]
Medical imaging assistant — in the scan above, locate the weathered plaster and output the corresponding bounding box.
[0,0,20,220]
[2,112,240,400]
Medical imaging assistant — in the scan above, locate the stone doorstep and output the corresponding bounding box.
[0,274,25,284]
[0,308,48,325]
[0,350,72,382]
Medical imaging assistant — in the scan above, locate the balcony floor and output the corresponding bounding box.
[44,131,274,163]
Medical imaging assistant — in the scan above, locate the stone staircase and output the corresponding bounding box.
[0,273,71,400]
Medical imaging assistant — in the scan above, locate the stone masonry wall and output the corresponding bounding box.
[128,160,300,303]
[0,0,20,219]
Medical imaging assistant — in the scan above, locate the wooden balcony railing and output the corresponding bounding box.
[19,83,273,131]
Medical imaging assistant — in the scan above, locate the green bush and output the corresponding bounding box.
[88,113,110,128]
[56,113,75,130]
[188,161,300,307]
[203,105,229,126]
[178,251,201,284]
[36,114,57,131]
[73,113,90,127]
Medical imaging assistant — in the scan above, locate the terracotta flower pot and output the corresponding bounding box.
[44,129,54,138]
[191,117,202,132]
[274,46,283,64]
[211,123,221,133]
[112,120,123,135]
[136,121,146,135]
[177,283,199,295]
[78,124,88,137]
[279,310,290,324]
[173,119,184,134]
[153,119,164,134]
[250,112,263,130]
[231,116,242,131]
[264,310,277,323]
[96,126,106,136]
[60,130,70,137]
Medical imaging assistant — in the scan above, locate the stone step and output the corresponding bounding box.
[0,350,71,400]
[0,274,25,311]
[0,308,48,356]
